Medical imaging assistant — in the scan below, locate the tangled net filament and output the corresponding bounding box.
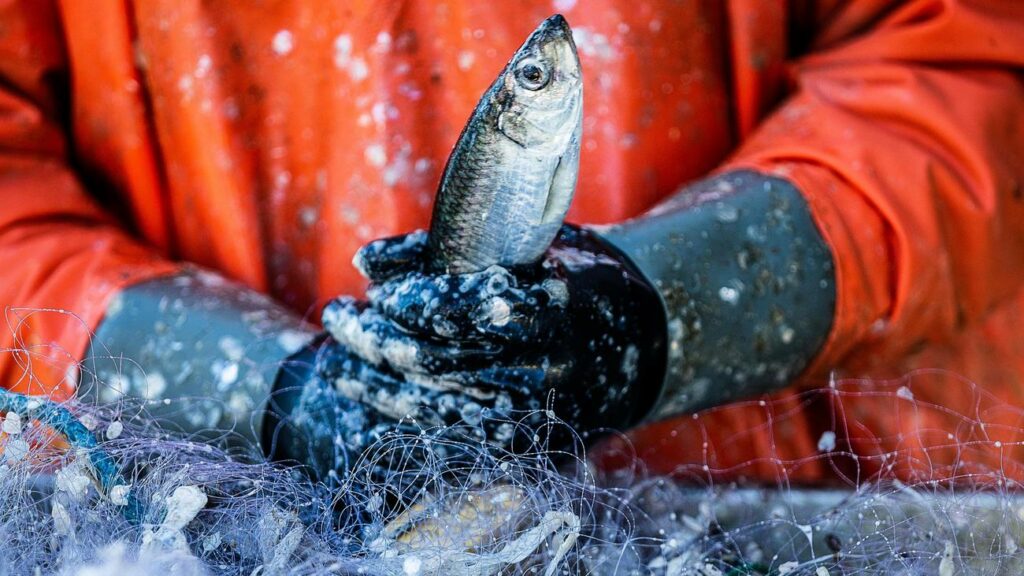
[0,312,1022,574]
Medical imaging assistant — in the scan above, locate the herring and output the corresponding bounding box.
[427,14,583,274]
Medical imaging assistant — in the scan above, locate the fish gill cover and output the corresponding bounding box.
[0,308,1021,575]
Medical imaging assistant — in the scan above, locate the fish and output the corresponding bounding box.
[427,14,583,274]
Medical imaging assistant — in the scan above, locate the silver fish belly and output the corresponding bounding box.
[427,14,583,274]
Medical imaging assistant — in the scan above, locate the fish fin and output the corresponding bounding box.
[540,139,580,225]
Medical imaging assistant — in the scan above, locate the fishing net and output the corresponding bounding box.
[0,309,1022,575]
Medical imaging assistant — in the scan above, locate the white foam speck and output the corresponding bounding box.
[216,362,239,386]
[334,34,353,68]
[542,279,569,307]
[227,392,252,418]
[195,54,212,77]
[718,286,740,305]
[218,336,245,361]
[142,372,167,400]
[349,57,369,81]
[365,144,387,168]
[102,373,130,403]
[277,329,313,354]
[332,33,368,81]
[460,402,482,426]
[620,345,639,382]
[482,297,512,327]
[177,75,194,96]
[817,430,836,452]
[371,102,387,125]
[272,30,294,55]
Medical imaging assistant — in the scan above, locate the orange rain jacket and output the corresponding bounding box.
[2,1,1023,483]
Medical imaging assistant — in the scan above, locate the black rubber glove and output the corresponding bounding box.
[265,226,667,482]
[344,226,666,429]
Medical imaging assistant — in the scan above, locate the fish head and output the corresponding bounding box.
[494,14,583,152]
[427,14,584,273]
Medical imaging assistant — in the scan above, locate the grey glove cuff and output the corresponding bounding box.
[79,268,317,449]
[595,170,836,419]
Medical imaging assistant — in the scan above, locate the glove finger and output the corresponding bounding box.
[368,269,568,345]
[316,341,552,453]
[315,345,534,431]
[366,272,482,338]
[353,230,430,283]
[321,297,500,375]
[425,365,546,395]
[314,346,444,427]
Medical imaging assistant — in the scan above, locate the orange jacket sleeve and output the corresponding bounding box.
[730,0,1024,375]
[0,2,177,398]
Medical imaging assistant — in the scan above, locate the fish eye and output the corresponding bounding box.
[515,58,550,91]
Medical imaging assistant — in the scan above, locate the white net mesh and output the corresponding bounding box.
[0,310,1021,575]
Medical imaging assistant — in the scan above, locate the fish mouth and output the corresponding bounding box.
[537,14,572,40]
[528,14,582,83]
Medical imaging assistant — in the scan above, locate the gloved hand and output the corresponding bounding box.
[336,225,667,433]
[264,225,668,484]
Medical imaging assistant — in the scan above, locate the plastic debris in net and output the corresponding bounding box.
[141,485,208,553]
[371,486,580,576]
